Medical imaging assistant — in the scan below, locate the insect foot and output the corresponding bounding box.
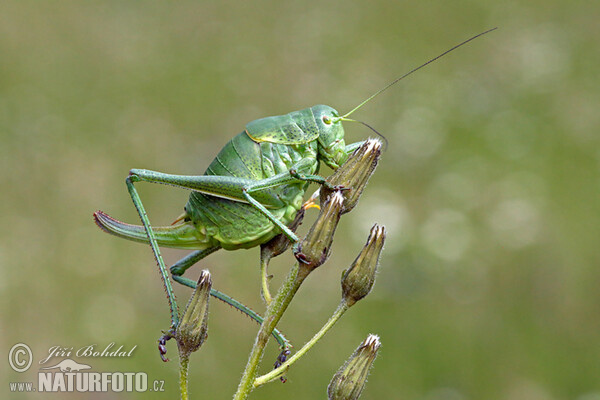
[273,348,292,383]
[158,332,174,362]
[327,334,381,400]
[293,191,344,271]
[322,138,382,214]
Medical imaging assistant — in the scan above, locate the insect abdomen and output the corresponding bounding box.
[204,132,263,179]
[184,131,319,250]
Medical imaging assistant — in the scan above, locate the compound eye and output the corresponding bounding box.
[322,115,332,125]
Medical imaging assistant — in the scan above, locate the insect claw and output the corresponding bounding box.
[158,333,173,363]
[323,182,350,193]
[294,252,310,264]
[158,347,169,363]
[273,349,291,383]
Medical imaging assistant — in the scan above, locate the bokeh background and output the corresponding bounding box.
[2,1,599,399]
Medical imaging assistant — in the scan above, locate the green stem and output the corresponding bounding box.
[260,255,273,305]
[254,300,349,386]
[179,352,190,400]
[233,263,310,400]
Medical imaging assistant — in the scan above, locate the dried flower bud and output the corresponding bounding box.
[327,334,381,400]
[341,224,385,307]
[322,138,382,214]
[175,270,211,357]
[294,191,344,270]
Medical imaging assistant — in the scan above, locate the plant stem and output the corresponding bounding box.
[254,300,349,386]
[260,256,273,305]
[233,262,310,400]
[179,352,190,400]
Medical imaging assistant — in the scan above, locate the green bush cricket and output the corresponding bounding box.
[94,28,495,360]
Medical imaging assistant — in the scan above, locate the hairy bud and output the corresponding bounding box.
[327,334,381,400]
[322,138,382,214]
[294,191,344,270]
[341,224,386,307]
[175,270,211,357]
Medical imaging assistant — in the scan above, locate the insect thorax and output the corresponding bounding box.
[184,132,319,250]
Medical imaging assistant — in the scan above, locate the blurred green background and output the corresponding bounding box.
[2,1,599,399]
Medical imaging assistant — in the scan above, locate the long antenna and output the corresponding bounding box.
[340,27,497,119]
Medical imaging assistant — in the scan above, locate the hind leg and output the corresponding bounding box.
[169,247,220,276]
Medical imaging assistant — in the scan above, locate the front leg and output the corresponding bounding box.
[288,169,349,192]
